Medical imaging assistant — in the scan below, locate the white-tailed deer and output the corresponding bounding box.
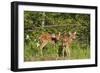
[62,32,76,58]
[39,32,61,56]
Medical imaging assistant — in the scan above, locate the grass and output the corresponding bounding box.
[24,39,90,61]
[70,42,90,59]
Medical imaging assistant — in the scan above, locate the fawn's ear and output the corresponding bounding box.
[73,32,76,35]
[58,32,61,34]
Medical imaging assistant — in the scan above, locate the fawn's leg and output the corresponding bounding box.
[62,47,65,58]
[65,48,70,59]
[39,42,47,56]
[67,48,70,58]
[55,46,59,60]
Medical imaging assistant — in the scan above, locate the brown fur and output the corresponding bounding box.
[62,32,77,58]
[39,32,61,56]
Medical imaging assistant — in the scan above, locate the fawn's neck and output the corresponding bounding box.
[68,36,74,45]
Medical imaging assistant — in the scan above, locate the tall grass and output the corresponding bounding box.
[24,38,90,61]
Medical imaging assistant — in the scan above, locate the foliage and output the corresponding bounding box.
[24,11,90,61]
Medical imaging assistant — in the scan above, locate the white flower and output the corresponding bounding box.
[26,35,30,40]
[36,42,40,47]
[34,39,36,41]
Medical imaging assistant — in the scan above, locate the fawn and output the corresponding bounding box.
[39,32,61,56]
[62,32,77,58]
